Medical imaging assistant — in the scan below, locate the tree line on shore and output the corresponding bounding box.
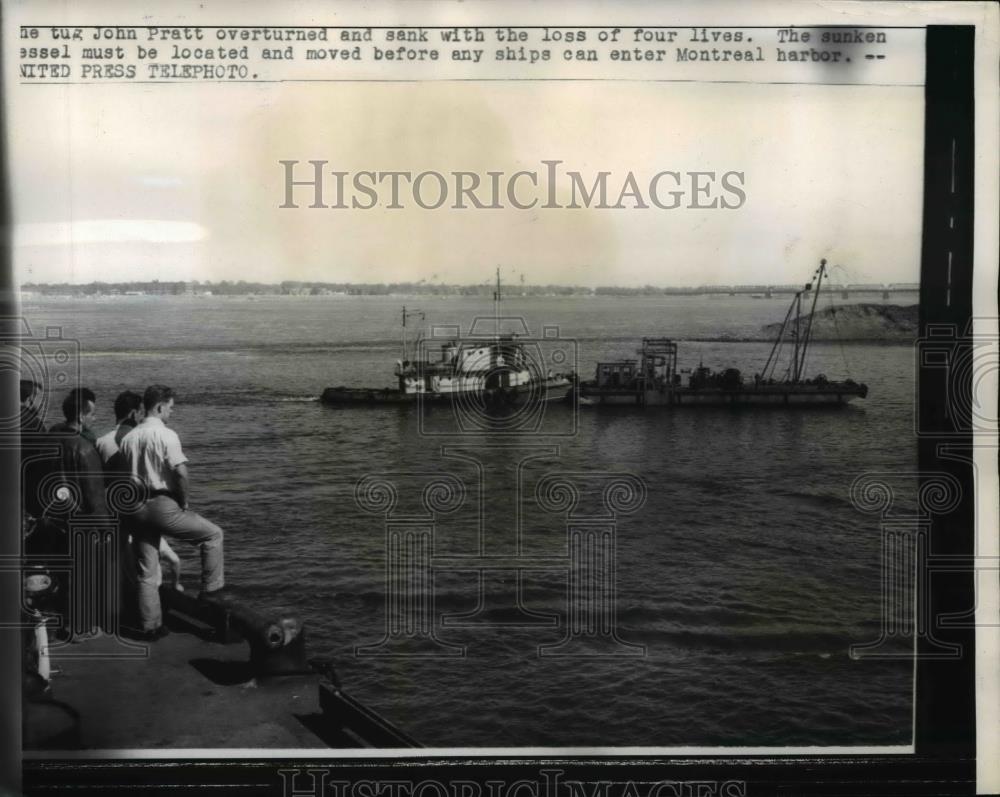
[21,280,730,297]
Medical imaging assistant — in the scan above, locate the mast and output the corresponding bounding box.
[792,291,801,382]
[493,267,501,339]
[762,259,829,384]
[401,305,407,362]
[401,305,424,363]
[797,259,826,379]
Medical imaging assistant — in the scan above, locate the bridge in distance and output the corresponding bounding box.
[663,283,920,299]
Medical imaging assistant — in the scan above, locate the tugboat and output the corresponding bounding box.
[577,259,869,407]
[321,270,575,407]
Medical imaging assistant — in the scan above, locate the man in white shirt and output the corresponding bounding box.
[97,390,184,620]
[120,385,225,638]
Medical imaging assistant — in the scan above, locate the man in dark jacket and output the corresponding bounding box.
[20,379,47,519]
[19,379,43,433]
[48,387,107,517]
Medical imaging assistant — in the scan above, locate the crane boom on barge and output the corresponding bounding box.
[576,259,869,407]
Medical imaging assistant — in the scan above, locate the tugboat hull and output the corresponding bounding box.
[321,378,573,407]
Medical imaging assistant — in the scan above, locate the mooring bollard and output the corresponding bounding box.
[159,587,310,676]
[228,604,309,676]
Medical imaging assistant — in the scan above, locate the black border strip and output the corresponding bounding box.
[915,24,976,759]
[2,0,26,793]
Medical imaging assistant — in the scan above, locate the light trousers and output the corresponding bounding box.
[131,496,224,631]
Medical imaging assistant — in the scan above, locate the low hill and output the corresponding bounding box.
[762,303,918,342]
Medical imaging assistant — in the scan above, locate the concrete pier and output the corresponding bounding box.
[23,590,418,750]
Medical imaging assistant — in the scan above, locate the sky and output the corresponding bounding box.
[7,21,925,288]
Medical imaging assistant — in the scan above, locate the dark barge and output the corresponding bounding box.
[578,338,867,407]
[577,260,869,408]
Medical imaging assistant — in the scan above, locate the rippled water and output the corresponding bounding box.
[21,294,915,747]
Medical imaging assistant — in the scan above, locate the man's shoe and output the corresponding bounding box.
[126,625,170,642]
[198,586,233,604]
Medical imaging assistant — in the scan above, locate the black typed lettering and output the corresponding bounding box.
[386,28,429,42]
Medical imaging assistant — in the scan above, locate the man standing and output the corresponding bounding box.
[95,390,144,620]
[19,379,43,433]
[120,385,224,639]
[48,387,107,517]
[19,379,46,519]
[95,390,143,468]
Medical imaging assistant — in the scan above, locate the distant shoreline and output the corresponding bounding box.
[19,288,920,302]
